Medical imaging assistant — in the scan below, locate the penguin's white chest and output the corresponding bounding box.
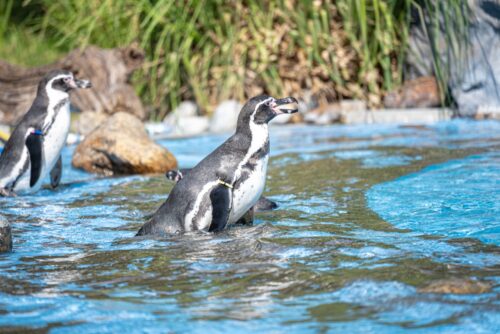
[42,101,70,171]
[15,101,70,193]
[229,155,268,223]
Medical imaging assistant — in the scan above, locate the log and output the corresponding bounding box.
[0,44,146,125]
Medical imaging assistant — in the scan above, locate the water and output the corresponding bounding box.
[0,120,499,333]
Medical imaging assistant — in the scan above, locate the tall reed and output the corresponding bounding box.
[0,0,470,119]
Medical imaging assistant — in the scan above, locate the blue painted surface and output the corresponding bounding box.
[367,152,500,245]
[0,120,498,333]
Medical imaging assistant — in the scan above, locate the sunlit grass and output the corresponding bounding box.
[0,0,469,119]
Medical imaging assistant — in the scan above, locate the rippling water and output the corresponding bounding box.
[0,120,499,333]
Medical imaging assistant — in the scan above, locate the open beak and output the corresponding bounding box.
[75,79,92,89]
[66,77,92,89]
[272,97,299,115]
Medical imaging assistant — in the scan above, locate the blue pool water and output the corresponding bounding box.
[0,120,499,333]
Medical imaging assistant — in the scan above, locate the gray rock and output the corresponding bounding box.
[0,217,12,252]
[405,1,500,117]
[169,101,199,119]
[304,103,342,125]
[209,100,242,133]
[163,101,209,137]
[166,116,210,137]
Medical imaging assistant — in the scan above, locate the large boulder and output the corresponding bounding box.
[72,112,177,175]
[405,1,500,117]
[0,216,12,252]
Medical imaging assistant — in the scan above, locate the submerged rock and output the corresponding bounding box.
[72,112,177,175]
[209,100,242,133]
[419,278,491,294]
[0,217,12,252]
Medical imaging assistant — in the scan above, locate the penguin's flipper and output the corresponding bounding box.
[25,132,44,187]
[208,181,233,232]
[50,156,62,189]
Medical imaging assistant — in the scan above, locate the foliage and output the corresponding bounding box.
[0,0,469,119]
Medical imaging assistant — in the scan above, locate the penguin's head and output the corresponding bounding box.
[239,95,299,126]
[42,70,92,94]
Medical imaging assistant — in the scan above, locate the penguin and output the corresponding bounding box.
[137,95,298,235]
[0,70,91,196]
[165,168,278,212]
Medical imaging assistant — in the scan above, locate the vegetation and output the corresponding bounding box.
[0,0,469,119]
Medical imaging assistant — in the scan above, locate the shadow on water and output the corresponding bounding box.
[0,120,499,332]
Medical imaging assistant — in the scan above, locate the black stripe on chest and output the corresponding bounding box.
[234,140,269,189]
[43,98,69,133]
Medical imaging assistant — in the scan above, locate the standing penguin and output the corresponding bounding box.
[137,95,298,236]
[0,70,91,196]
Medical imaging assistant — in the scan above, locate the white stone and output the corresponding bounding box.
[341,108,452,125]
[168,116,210,137]
[209,100,242,133]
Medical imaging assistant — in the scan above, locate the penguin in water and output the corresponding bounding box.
[137,95,298,235]
[0,70,91,196]
[165,168,278,212]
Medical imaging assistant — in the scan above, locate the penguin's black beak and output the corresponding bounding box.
[65,77,92,89]
[75,79,92,89]
[271,97,299,115]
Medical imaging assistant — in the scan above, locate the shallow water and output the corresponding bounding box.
[0,120,499,333]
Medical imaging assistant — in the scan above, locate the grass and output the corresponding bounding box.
[0,0,470,119]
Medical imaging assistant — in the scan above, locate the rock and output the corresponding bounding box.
[405,1,500,117]
[304,103,341,125]
[72,112,177,175]
[475,105,500,120]
[164,101,199,121]
[209,100,242,133]
[384,76,440,108]
[163,101,209,137]
[66,133,83,146]
[0,44,146,125]
[288,112,304,124]
[0,217,12,252]
[165,116,210,138]
[340,108,452,125]
[144,122,170,137]
[72,111,109,136]
[419,278,492,294]
[340,99,366,113]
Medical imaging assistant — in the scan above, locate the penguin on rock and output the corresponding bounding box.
[137,95,298,235]
[0,70,91,196]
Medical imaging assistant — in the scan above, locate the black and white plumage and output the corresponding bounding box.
[137,95,298,236]
[165,168,278,213]
[0,70,91,196]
